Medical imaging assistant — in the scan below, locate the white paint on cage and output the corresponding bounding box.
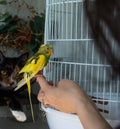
[46,0,93,40]
[44,0,120,124]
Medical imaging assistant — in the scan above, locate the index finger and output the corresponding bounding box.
[35,75,50,90]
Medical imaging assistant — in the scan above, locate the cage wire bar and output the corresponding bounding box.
[44,0,120,121]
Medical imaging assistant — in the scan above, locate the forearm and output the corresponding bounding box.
[76,98,112,129]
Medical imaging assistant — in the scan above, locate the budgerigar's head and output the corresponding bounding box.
[39,44,54,57]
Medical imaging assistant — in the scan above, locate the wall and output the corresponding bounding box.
[0,0,46,19]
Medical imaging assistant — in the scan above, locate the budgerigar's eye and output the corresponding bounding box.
[1,70,7,75]
[46,47,49,50]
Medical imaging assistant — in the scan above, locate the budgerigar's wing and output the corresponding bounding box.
[15,54,47,91]
[19,52,40,74]
[14,77,33,91]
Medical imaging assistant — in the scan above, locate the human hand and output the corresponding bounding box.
[36,75,89,114]
[36,75,112,129]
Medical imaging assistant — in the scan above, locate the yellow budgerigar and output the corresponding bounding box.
[14,44,54,121]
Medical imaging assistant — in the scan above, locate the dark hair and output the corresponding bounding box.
[84,0,120,77]
[114,125,120,129]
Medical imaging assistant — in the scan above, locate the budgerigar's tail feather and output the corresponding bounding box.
[14,79,27,91]
[14,75,34,91]
[27,80,35,122]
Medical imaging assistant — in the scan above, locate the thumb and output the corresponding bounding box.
[37,90,45,102]
[36,75,50,90]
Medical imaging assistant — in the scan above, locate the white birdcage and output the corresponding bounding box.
[44,0,120,123]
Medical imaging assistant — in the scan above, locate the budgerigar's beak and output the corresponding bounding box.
[50,49,54,55]
[51,49,54,55]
